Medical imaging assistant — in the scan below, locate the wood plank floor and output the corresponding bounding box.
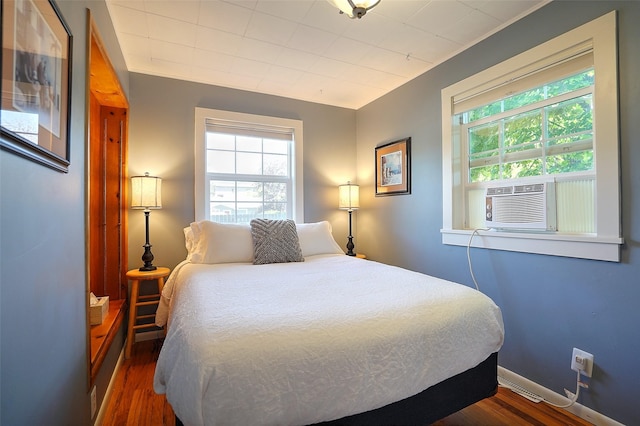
[102,339,592,425]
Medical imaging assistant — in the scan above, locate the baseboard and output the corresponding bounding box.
[94,345,125,426]
[498,366,623,426]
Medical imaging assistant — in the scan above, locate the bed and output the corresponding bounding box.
[153,220,504,426]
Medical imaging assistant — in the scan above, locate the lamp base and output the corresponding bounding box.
[346,236,356,256]
[139,265,157,272]
[345,209,356,256]
[139,243,157,271]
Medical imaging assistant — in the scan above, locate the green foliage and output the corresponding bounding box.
[465,69,594,182]
[504,111,542,149]
[547,95,592,138]
[547,151,593,174]
[469,123,499,156]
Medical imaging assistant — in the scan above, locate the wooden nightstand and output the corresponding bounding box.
[125,267,170,359]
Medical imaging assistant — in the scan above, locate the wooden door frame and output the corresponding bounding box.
[86,10,129,388]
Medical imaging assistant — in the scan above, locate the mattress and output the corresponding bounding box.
[153,254,504,426]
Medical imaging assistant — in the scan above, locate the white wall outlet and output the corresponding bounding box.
[90,386,97,419]
[571,347,594,378]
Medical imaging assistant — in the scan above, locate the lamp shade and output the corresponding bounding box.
[327,0,381,19]
[339,182,360,210]
[131,172,162,209]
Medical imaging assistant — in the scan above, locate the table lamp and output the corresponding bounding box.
[131,172,162,271]
[339,181,360,256]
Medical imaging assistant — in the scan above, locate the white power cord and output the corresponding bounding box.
[468,229,589,408]
[547,369,589,408]
[501,369,589,408]
[466,228,487,291]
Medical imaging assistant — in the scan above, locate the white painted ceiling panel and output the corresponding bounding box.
[106,0,548,109]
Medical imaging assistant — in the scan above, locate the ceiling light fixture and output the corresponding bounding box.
[327,0,381,19]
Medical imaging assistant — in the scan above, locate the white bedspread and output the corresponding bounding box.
[154,255,504,426]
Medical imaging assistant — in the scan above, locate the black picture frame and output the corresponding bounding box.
[375,137,411,196]
[1,0,73,173]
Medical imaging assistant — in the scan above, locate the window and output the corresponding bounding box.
[195,108,304,223]
[441,11,622,261]
[465,69,594,183]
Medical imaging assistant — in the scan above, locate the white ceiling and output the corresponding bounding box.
[106,0,548,109]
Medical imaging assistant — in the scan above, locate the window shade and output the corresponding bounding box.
[205,118,294,141]
[453,42,594,114]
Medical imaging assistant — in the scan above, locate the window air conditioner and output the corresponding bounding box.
[485,181,557,231]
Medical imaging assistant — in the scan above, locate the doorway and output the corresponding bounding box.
[87,12,129,385]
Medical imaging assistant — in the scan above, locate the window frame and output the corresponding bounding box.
[195,107,304,223]
[440,11,622,262]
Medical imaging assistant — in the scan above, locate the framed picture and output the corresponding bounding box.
[375,137,411,196]
[1,0,73,172]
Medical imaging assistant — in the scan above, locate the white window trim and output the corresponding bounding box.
[194,107,304,223]
[441,11,622,262]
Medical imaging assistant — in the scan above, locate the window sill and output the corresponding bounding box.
[441,228,623,262]
[90,299,125,383]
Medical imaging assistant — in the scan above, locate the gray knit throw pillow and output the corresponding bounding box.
[250,219,304,265]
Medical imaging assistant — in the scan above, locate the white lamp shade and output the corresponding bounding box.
[339,183,360,210]
[131,173,162,209]
[327,0,381,18]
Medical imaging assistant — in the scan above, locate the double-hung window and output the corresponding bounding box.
[441,12,622,261]
[465,67,594,186]
[195,108,303,223]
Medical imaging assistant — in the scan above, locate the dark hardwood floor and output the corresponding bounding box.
[102,339,592,425]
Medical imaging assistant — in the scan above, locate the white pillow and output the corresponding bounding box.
[184,226,195,255]
[188,221,254,264]
[296,221,344,257]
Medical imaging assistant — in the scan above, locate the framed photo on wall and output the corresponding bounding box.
[375,137,411,196]
[0,0,73,173]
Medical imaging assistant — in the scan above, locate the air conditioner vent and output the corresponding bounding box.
[485,181,557,231]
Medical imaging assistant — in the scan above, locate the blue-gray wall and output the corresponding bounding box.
[0,1,128,424]
[127,74,357,271]
[356,2,639,425]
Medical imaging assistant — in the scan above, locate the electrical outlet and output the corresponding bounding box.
[90,386,97,419]
[571,347,594,378]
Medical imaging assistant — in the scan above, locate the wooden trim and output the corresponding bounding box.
[90,299,126,385]
[86,9,130,388]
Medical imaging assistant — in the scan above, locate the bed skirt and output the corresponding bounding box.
[316,352,498,425]
[175,352,498,426]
